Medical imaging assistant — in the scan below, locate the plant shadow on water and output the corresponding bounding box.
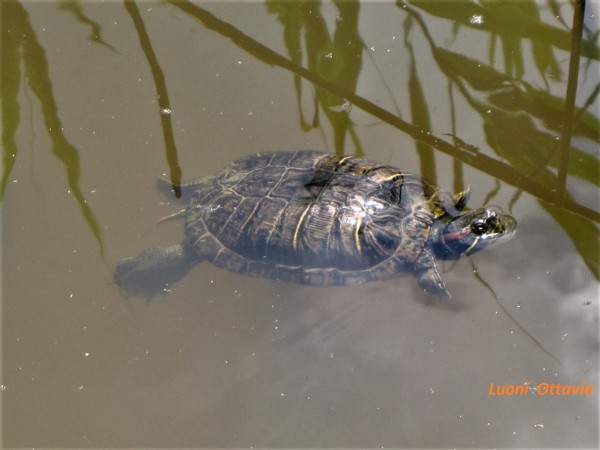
[1,0,598,448]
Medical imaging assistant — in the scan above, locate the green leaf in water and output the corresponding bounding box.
[1,8,22,200]
[501,35,524,79]
[58,0,118,53]
[408,0,600,60]
[488,85,599,142]
[483,109,599,279]
[406,37,435,181]
[434,47,513,91]
[542,202,600,280]
[267,0,364,155]
[266,0,316,131]
[2,2,104,255]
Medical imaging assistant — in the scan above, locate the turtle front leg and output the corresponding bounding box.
[414,248,451,300]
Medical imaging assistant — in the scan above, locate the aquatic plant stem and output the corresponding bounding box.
[124,0,183,198]
[556,0,586,205]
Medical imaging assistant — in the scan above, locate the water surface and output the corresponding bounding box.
[2,1,598,448]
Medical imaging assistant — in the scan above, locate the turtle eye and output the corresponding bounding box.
[471,220,488,235]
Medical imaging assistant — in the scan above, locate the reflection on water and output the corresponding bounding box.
[2,1,598,448]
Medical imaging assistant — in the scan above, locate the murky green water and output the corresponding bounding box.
[2,1,598,448]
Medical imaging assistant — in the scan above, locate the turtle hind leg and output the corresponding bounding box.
[114,244,198,298]
[414,248,451,301]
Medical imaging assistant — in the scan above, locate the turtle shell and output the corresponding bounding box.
[182,150,455,285]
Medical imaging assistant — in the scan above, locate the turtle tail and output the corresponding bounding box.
[114,244,197,297]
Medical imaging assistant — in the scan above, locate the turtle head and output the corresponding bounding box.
[428,207,517,260]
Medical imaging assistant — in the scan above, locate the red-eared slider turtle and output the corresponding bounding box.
[115,150,516,299]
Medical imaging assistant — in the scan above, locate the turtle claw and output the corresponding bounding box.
[438,287,452,302]
[419,277,451,301]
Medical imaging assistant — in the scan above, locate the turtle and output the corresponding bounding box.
[115,150,516,299]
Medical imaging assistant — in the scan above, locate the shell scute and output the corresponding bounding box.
[186,151,435,282]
